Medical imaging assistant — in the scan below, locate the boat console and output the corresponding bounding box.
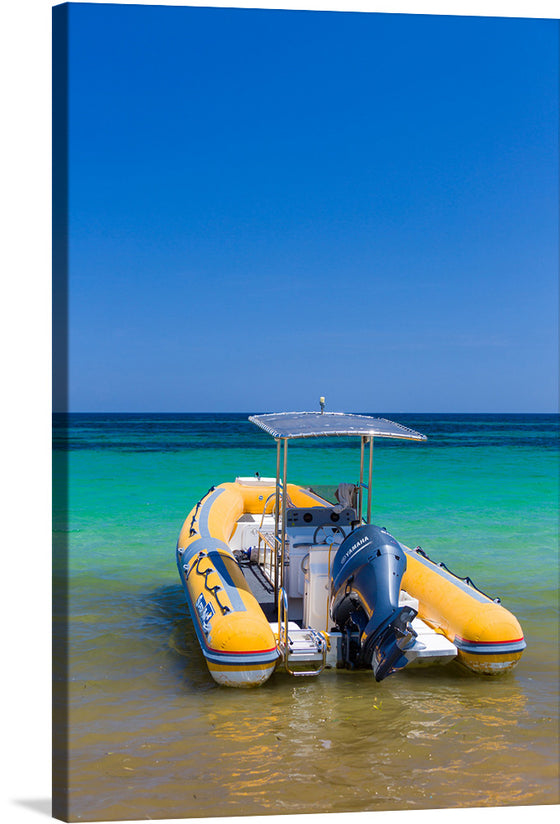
[286,505,357,529]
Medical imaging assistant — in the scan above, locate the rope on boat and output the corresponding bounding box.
[185,551,232,615]
[412,546,501,603]
[189,485,216,536]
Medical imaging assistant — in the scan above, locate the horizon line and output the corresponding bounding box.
[54,410,560,415]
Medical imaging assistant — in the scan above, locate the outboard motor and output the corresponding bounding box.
[330,524,418,681]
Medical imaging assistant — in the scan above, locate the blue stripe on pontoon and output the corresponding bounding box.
[178,536,227,566]
[203,648,279,666]
[176,487,226,555]
[454,638,526,655]
[176,485,248,615]
[198,486,225,534]
[207,550,246,612]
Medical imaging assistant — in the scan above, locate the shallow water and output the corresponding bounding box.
[53,413,559,821]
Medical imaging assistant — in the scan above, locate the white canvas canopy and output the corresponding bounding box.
[248,410,427,566]
[249,411,426,441]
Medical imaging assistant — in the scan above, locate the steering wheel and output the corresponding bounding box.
[313,524,347,545]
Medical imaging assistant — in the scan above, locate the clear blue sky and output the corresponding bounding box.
[61,3,559,413]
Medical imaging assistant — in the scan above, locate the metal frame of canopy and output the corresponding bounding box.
[248,409,427,609]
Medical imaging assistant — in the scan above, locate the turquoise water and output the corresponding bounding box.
[53,413,559,821]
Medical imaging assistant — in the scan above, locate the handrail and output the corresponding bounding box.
[256,530,279,553]
[277,586,289,654]
[258,485,291,603]
[258,487,294,528]
[256,529,281,592]
[258,492,278,530]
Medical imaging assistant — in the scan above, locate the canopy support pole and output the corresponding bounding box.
[274,438,281,598]
[359,436,365,522]
[367,436,374,524]
[280,438,288,592]
[276,438,289,630]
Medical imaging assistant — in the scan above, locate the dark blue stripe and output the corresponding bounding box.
[178,536,229,567]
[203,647,279,666]
[455,637,526,655]
[198,486,225,535]
[208,550,246,612]
[176,485,247,614]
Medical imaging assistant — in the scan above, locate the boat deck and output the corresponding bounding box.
[240,561,277,622]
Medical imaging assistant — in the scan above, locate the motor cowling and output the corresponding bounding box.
[330,524,418,681]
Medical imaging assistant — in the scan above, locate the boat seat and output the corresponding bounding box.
[333,482,358,511]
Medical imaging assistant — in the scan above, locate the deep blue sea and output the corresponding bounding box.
[53,413,559,822]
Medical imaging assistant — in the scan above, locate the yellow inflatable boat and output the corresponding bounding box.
[176,409,525,687]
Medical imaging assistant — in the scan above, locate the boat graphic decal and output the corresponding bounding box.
[186,595,278,666]
[195,593,215,635]
[337,532,373,568]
